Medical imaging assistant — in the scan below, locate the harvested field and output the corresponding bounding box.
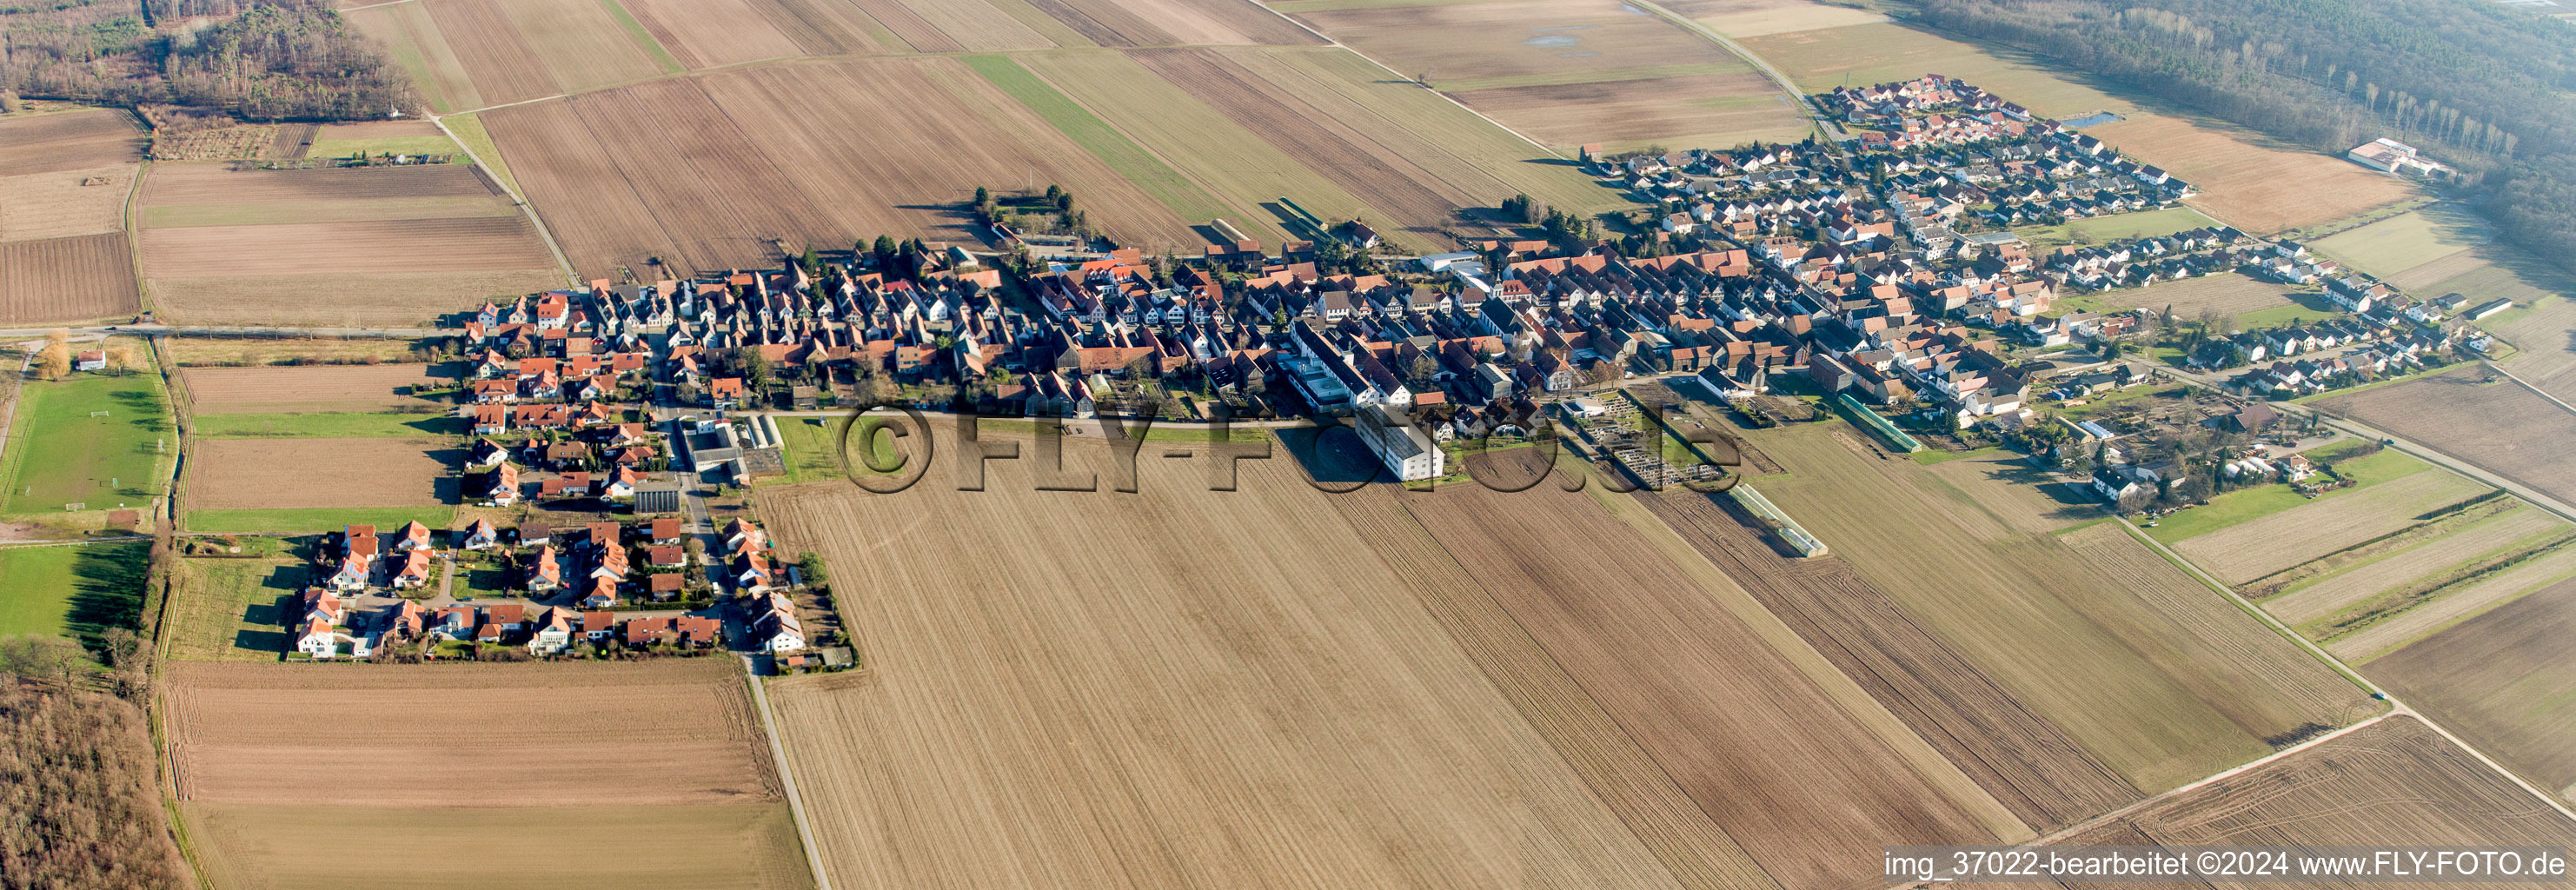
[1291,0,1802,149]
[2317,367,2576,509]
[422,0,563,105]
[486,57,1202,276]
[2099,272,2301,319]
[2173,469,2492,585]
[2063,716,2576,856]
[1019,50,1383,245]
[182,364,441,414]
[141,217,553,276]
[2312,204,2487,279]
[2264,504,2567,625]
[2482,292,2576,400]
[1635,488,2140,832]
[2083,115,2419,234]
[2327,546,2576,662]
[846,0,968,50]
[1390,451,2015,887]
[760,448,1737,890]
[342,0,485,112]
[0,164,134,241]
[1129,48,1478,245]
[1034,0,1316,46]
[0,108,145,175]
[189,437,454,508]
[186,802,811,890]
[621,0,804,67]
[1741,23,2127,118]
[1211,46,1633,217]
[143,163,503,205]
[2376,579,2576,801]
[151,269,567,327]
[167,660,778,806]
[1457,75,1810,152]
[1745,422,2372,791]
[168,660,810,890]
[748,0,899,55]
[0,233,141,323]
[888,0,1056,50]
[1671,0,1885,37]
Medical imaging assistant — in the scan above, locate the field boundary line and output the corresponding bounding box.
[742,662,833,890]
[1233,5,1564,159]
[2119,516,2385,696]
[426,114,579,286]
[125,159,154,315]
[338,0,417,10]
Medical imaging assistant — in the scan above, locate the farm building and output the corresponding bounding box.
[2467,299,2513,321]
[2347,138,2453,177]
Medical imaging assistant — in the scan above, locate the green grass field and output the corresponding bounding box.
[2232,291,2348,329]
[185,506,458,535]
[2144,444,2430,543]
[2311,205,2487,280]
[440,113,523,198]
[0,372,175,515]
[307,134,463,160]
[2018,206,2222,249]
[192,411,461,439]
[0,541,149,644]
[165,556,301,661]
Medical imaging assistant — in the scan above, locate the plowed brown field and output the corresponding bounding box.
[757,434,2027,890]
[622,0,803,66]
[167,660,811,890]
[142,163,502,204]
[2377,579,2576,803]
[2318,367,2576,509]
[0,108,145,175]
[0,163,134,241]
[0,233,141,323]
[1637,488,2140,832]
[1038,0,1314,46]
[183,364,442,414]
[141,217,553,276]
[189,437,454,508]
[423,0,561,105]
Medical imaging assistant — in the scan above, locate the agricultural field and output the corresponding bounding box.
[413,0,670,108]
[2479,291,2576,402]
[2318,367,2576,509]
[2326,543,2576,663]
[163,336,435,368]
[2260,499,2566,626]
[137,163,561,325]
[2061,715,2576,855]
[1664,0,1885,37]
[2310,203,2488,280]
[1740,22,2128,118]
[759,439,2006,890]
[182,364,445,415]
[2375,578,2576,802]
[0,369,174,515]
[0,110,145,323]
[1034,0,1316,46]
[1633,487,2140,832]
[192,411,461,438]
[187,437,455,509]
[484,56,1205,276]
[1127,48,1487,244]
[2168,456,2490,584]
[1288,0,1810,152]
[0,108,148,176]
[184,506,460,535]
[1740,422,2374,792]
[2082,115,2419,235]
[0,234,143,323]
[164,660,811,890]
[163,555,302,662]
[619,0,809,67]
[0,541,148,644]
[0,163,134,242]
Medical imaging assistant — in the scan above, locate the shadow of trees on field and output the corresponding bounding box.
[63,542,149,648]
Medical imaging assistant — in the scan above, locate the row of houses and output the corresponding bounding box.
[297,595,725,659]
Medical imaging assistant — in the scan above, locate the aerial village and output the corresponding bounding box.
[275,73,2506,659]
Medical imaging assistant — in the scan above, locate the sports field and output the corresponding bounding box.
[0,370,174,515]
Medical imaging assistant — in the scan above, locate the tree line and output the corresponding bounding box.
[1,0,415,119]
[1912,0,2576,271]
